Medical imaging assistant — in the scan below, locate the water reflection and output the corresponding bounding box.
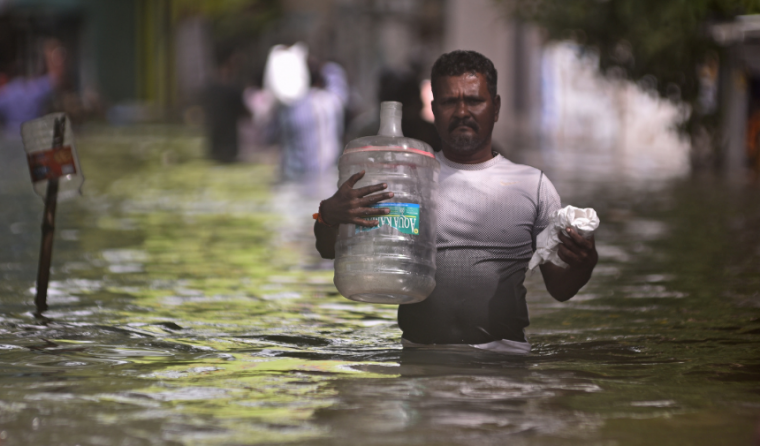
[0,127,758,445]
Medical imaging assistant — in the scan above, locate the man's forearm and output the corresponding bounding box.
[314,222,338,259]
[539,229,598,302]
[539,262,594,302]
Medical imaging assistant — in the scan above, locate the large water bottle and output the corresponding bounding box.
[334,101,440,304]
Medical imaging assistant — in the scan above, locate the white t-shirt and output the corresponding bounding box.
[398,151,561,348]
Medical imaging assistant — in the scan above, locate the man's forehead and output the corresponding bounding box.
[440,70,480,78]
[433,72,487,96]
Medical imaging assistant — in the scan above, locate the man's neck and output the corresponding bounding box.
[441,142,494,164]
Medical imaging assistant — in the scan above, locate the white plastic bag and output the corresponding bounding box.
[263,42,309,105]
[528,206,599,271]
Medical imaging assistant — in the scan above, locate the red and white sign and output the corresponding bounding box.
[27,146,77,182]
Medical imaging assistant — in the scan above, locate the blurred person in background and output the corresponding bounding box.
[0,38,68,197]
[266,43,348,184]
[201,44,249,163]
[241,71,277,160]
[348,68,440,151]
[265,45,348,269]
[0,38,66,140]
[748,79,760,175]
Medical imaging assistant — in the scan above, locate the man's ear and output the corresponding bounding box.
[493,94,501,123]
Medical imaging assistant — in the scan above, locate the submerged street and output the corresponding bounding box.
[1,127,759,445]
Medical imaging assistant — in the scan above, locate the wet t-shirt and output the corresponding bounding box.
[398,152,561,344]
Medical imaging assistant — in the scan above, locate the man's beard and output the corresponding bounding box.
[444,119,485,154]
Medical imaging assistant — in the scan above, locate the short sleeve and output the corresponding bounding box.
[532,172,561,248]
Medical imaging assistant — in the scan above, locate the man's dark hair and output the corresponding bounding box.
[430,50,497,100]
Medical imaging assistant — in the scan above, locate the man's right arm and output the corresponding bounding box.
[314,171,394,259]
[314,222,339,259]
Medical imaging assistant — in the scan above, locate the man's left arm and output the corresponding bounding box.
[539,228,598,302]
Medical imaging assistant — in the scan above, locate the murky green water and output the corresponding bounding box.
[1,127,758,446]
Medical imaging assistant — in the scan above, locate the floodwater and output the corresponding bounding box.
[1,127,759,446]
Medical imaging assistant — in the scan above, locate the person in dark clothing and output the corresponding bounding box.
[378,69,441,151]
[378,70,441,151]
[201,46,248,163]
[348,69,441,151]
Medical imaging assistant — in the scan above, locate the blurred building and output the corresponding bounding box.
[249,0,446,127]
[2,0,702,176]
[252,0,541,155]
[711,15,760,173]
[0,0,173,121]
[1,0,545,150]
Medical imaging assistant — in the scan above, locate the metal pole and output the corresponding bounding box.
[33,116,65,319]
[34,177,59,318]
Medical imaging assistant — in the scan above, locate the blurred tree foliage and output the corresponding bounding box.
[508,0,760,137]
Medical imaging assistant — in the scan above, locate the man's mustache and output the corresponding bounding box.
[448,119,479,132]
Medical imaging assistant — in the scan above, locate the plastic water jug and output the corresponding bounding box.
[334,101,440,304]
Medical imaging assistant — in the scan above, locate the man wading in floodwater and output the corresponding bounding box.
[314,50,598,354]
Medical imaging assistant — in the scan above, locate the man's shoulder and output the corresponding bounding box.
[490,156,558,203]
[493,154,545,178]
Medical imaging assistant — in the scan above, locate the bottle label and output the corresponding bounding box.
[356,202,420,235]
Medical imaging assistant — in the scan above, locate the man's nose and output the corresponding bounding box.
[453,99,469,117]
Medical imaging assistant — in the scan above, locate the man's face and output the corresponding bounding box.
[431,72,500,157]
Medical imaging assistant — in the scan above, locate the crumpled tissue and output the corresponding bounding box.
[528,205,600,271]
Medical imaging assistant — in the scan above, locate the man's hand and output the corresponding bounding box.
[314,171,393,259]
[320,171,394,227]
[540,227,598,302]
[557,227,598,270]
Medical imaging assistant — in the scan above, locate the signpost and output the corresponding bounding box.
[21,113,84,319]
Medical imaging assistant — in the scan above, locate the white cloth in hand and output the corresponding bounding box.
[528,205,600,271]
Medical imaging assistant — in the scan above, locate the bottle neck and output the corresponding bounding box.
[377,101,404,137]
